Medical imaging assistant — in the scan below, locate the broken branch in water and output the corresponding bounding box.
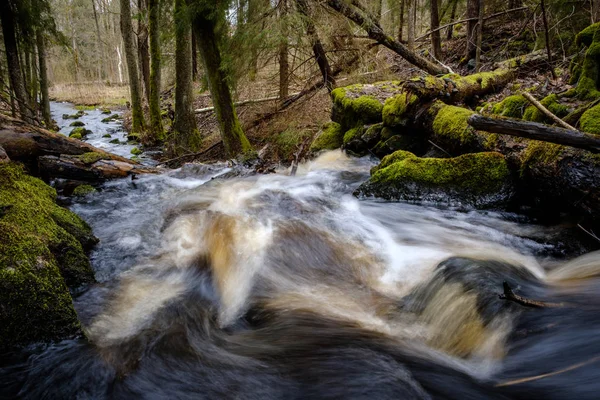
[499,281,563,308]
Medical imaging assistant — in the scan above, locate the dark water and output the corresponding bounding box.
[2,108,600,399]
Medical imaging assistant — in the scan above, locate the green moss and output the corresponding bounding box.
[382,93,418,128]
[109,138,121,144]
[491,95,529,118]
[0,163,96,350]
[522,94,569,123]
[331,86,384,129]
[431,103,477,145]
[130,147,143,156]
[371,150,416,174]
[72,185,97,197]
[309,122,344,152]
[520,141,564,173]
[575,23,600,99]
[100,108,111,114]
[580,103,600,134]
[101,114,121,123]
[343,127,364,146]
[102,133,112,138]
[70,133,82,140]
[576,23,600,47]
[370,151,510,194]
[76,152,108,164]
[274,127,311,159]
[69,127,92,138]
[69,121,85,127]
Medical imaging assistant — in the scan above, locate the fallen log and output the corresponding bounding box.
[0,114,157,181]
[468,114,600,153]
[38,154,157,181]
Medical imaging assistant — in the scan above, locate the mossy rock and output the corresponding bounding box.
[273,127,312,160]
[100,108,111,114]
[361,123,384,148]
[331,82,401,130]
[574,23,600,99]
[109,138,121,145]
[102,133,112,138]
[76,152,109,165]
[576,23,600,48]
[430,103,480,151]
[130,147,143,156]
[69,121,85,127]
[491,95,529,118]
[62,113,80,120]
[342,126,367,156]
[382,92,418,128]
[69,127,92,139]
[0,163,96,350]
[72,184,97,197]
[101,114,121,123]
[579,103,600,135]
[522,94,569,123]
[372,134,425,158]
[309,122,344,153]
[355,151,513,209]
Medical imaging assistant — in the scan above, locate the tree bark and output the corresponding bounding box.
[137,0,151,104]
[475,0,484,72]
[326,0,448,75]
[92,0,103,81]
[173,0,200,151]
[38,155,157,182]
[540,0,555,78]
[298,0,335,92]
[191,31,198,81]
[279,0,289,98]
[120,0,146,133]
[430,0,442,60]
[191,10,252,158]
[465,0,480,62]
[36,30,52,129]
[398,0,405,42]
[446,0,458,39]
[148,0,164,140]
[0,0,33,124]
[407,0,416,49]
[468,114,600,152]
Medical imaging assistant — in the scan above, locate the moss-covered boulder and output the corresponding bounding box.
[579,103,600,135]
[573,23,600,99]
[69,121,85,127]
[355,151,513,209]
[309,122,344,153]
[522,94,569,123]
[0,163,97,351]
[69,127,92,139]
[331,82,401,130]
[72,184,97,197]
[491,95,529,118]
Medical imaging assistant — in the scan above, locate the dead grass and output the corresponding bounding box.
[49,82,129,108]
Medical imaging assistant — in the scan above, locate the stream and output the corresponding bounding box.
[2,103,600,399]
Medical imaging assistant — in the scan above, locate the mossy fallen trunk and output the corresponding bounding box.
[355,151,514,209]
[0,163,97,351]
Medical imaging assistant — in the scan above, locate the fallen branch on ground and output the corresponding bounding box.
[521,91,576,130]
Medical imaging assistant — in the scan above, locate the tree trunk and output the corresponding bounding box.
[297,0,335,92]
[430,0,442,60]
[0,1,33,124]
[475,0,484,72]
[398,0,405,41]
[38,155,157,182]
[36,30,52,129]
[465,0,480,62]
[137,0,151,104]
[446,0,458,39]
[279,0,289,99]
[92,0,103,81]
[191,31,198,81]
[191,11,252,158]
[119,0,146,133]
[148,0,164,140]
[540,0,555,78]
[326,0,448,75]
[407,0,416,49]
[172,0,200,151]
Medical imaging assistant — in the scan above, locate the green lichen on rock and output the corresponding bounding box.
[309,122,344,153]
[491,95,529,118]
[579,103,600,134]
[0,163,96,350]
[370,150,416,174]
[69,127,92,139]
[76,152,108,164]
[382,92,418,128]
[522,94,569,123]
[109,138,121,144]
[520,141,565,174]
[355,151,512,209]
[343,126,364,146]
[574,23,600,99]
[72,184,97,197]
[69,121,85,127]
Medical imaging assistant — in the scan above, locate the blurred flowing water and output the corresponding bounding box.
[2,106,600,399]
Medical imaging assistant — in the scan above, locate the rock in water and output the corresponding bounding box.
[0,163,97,351]
[354,150,514,209]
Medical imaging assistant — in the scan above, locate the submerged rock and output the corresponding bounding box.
[355,151,513,209]
[0,163,97,351]
[69,127,92,139]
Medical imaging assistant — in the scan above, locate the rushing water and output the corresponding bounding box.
[2,107,600,399]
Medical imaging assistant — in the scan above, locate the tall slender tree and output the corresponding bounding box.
[120,0,146,133]
[430,0,442,59]
[0,0,34,123]
[278,0,289,99]
[138,0,151,104]
[188,1,252,158]
[36,29,51,127]
[466,0,480,61]
[148,0,164,140]
[172,0,201,150]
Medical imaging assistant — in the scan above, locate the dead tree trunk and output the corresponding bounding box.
[325,0,449,75]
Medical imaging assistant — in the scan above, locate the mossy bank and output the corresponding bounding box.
[0,163,97,351]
